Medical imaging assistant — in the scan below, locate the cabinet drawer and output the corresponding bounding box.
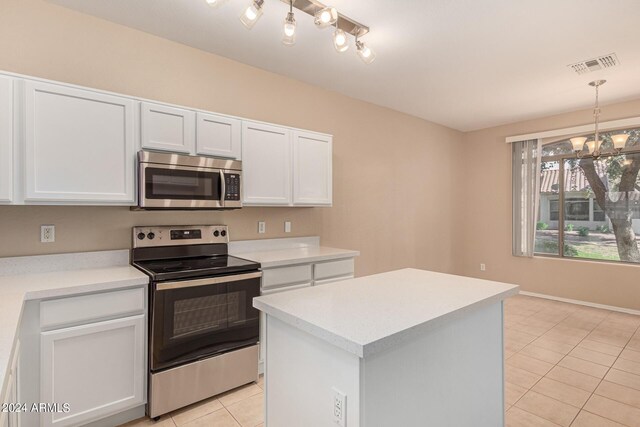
[261,282,311,295]
[262,264,312,290]
[314,258,354,280]
[40,287,145,330]
[314,275,354,286]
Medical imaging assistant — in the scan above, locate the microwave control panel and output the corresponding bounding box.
[224,173,241,201]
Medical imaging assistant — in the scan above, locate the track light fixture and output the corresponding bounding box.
[239,0,265,30]
[282,0,296,46]
[208,0,375,63]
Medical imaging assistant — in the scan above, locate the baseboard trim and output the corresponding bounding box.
[519,291,640,316]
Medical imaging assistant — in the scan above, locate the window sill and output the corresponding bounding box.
[532,252,640,267]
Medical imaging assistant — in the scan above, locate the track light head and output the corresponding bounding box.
[205,0,227,8]
[282,10,297,46]
[239,0,264,30]
[314,6,338,28]
[356,39,376,64]
[333,28,349,53]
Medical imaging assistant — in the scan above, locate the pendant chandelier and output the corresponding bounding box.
[205,0,376,64]
[570,80,629,158]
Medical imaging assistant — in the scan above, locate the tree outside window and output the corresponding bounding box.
[535,128,640,263]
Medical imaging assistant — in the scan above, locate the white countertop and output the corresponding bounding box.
[0,250,149,404]
[232,246,360,268]
[254,268,519,358]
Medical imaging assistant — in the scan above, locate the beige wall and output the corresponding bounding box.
[456,98,640,310]
[0,0,463,277]
[3,0,637,309]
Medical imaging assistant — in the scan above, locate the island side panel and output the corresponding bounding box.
[360,301,505,427]
[265,316,361,427]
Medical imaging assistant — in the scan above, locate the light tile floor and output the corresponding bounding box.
[504,295,640,427]
[121,294,640,427]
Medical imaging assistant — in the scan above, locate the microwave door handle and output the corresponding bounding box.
[219,170,226,206]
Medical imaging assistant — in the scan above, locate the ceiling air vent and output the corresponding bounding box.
[568,53,619,75]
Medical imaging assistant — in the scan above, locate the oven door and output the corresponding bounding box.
[139,162,226,209]
[151,271,261,372]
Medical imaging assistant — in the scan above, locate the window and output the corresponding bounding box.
[565,198,589,221]
[534,128,640,263]
[594,202,605,221]
[550,200,559,221]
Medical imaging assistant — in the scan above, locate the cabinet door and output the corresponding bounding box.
[242,121,292,205]
[292,131,332,206]
[23,81,136,204]
[40,315,145,427]
[196,112,241,159]
[0,76,13,203]
[141,102,195,154]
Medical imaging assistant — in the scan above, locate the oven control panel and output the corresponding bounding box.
[133,225,229,248]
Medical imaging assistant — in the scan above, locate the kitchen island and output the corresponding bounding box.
[253,268,519,427]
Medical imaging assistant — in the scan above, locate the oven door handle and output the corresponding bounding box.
[156,271,262,291]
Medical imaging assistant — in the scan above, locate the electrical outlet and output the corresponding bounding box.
[480,263,486,271]
[40,225,55,243]
[284,221,292,233]
[258,221,266,234]
[332,387,346,426]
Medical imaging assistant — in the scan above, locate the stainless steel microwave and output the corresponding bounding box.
[137,150,242,210]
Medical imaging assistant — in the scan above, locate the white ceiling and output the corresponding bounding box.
[49,0,640,131]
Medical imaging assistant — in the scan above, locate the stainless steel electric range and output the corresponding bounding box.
[131,225,261,419]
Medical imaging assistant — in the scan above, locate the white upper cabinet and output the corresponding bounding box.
[23,81,136,204]
[0,76,13,204]
[1,70,334,207]
[293,131,332,206]
[196,112,242,159]
[141,102,195,154]
[242,121,292,205]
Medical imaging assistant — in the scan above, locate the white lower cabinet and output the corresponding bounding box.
[258,257,355,371]
[40,315,145,427]
[0,373,20,427]
[23,80,136,204]
[0,76,13,204]
[1,341,20,427]
[314,275,354,286]
[0,376,13,427]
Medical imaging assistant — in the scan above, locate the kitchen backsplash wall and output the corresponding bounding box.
[0,0,464,277]
[0,206,321,258]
